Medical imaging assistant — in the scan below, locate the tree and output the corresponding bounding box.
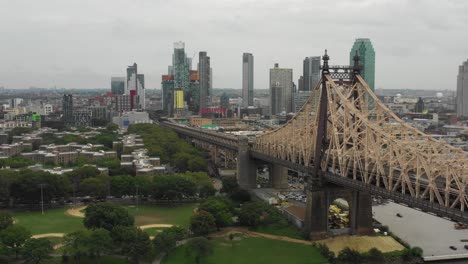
[153,230,176,256]
[411,247,423,258]
[0,170,17,203]
[186,237,213,264]
[84,203,134,231]
[238,202,264,227]
[164,226,187,241]
[63,230,90,262]
[189,210,216,236]
[88,229,113,261]
[152,175,197,200]
[110,175,135,197]
[0,225,31,258]
[220,176,239,194]
[198,197,234,228]
[111,226,151,263]
[106,123,119,132]
[0,211,14,230]
[80,176,109,198]
[21,238,53,264]
[229,189,251,203]
[199,184,216,198]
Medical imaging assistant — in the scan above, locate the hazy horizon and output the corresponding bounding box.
[0,0,467,90]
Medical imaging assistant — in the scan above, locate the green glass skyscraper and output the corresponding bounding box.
[350,38,375,91]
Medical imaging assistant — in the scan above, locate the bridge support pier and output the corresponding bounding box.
[305,186,373,240]
[269,164,288,189]
[351,191,373,235]
[237,136,257,189]
[305,189,328,240]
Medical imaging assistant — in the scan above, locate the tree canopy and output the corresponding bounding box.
[83,203,134,231]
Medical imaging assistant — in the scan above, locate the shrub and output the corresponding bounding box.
[367,247,384,262]
[314,243,335,263]
[337,247,362,264]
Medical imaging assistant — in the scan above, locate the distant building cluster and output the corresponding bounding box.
[162,42,212,117]
[115,134,166,175]
[21,143,117,165]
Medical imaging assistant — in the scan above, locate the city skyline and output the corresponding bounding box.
[0,1,467,91]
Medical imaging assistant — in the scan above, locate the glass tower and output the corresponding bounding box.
[172,41,190,90]
[350,38,375,91]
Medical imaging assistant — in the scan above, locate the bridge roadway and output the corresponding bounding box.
[161,121,468,224]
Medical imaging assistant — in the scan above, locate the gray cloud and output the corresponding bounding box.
[0,0,467,90]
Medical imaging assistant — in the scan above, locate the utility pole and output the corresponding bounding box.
[136,184,139,211]
[38,184,45,215]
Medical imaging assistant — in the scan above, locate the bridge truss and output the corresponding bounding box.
[254,54,468,212]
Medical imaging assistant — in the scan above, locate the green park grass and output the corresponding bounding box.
[14,208,84,235]
[12,203,197,235]
[254,225,303,240]
[162,236,326,264]
[143,227,167,237]
[126,204,197,227]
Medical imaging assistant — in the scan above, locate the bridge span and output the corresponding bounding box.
[160,51,468,239]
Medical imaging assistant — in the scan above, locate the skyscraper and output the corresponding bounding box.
[162,75,175,116]
[198,51,211,110]
[270,63,293,115]
[173,41,190,90]
[303,56,321,91]
[457,59,468,117]
[62,94,73,125]
[350,38,375,91]
[242,53,254,107]
[126,63,145,110]
[111,77,125,95]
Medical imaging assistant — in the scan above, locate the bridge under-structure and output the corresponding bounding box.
[161,50,468,240]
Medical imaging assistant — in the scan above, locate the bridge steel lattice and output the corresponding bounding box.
[162,51,468,238]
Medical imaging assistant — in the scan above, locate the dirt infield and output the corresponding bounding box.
[31,233,65,239]
[139,224,174,229]
[318,235,405,254]
[65,206,86,218]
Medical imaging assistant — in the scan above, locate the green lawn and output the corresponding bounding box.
[14,208,84,235]
[143,227,168,237]
[162,236,326,264]
[254,225,304,240]
[12,204,197,236]
[125,204,197,227]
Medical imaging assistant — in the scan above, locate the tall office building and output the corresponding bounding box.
[198,51,211,110]
[62,94,73,125]
[242,53,254,107]
[350,38,375,91]
[111,77,125,95]
[457,59,468,117]
[270,63,293,115]
[302,56,321,91]
[162,75,175,116]
[172,41,191,90]
[126,63,145,110]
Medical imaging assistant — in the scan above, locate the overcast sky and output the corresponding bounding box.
[0,0,467,90]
